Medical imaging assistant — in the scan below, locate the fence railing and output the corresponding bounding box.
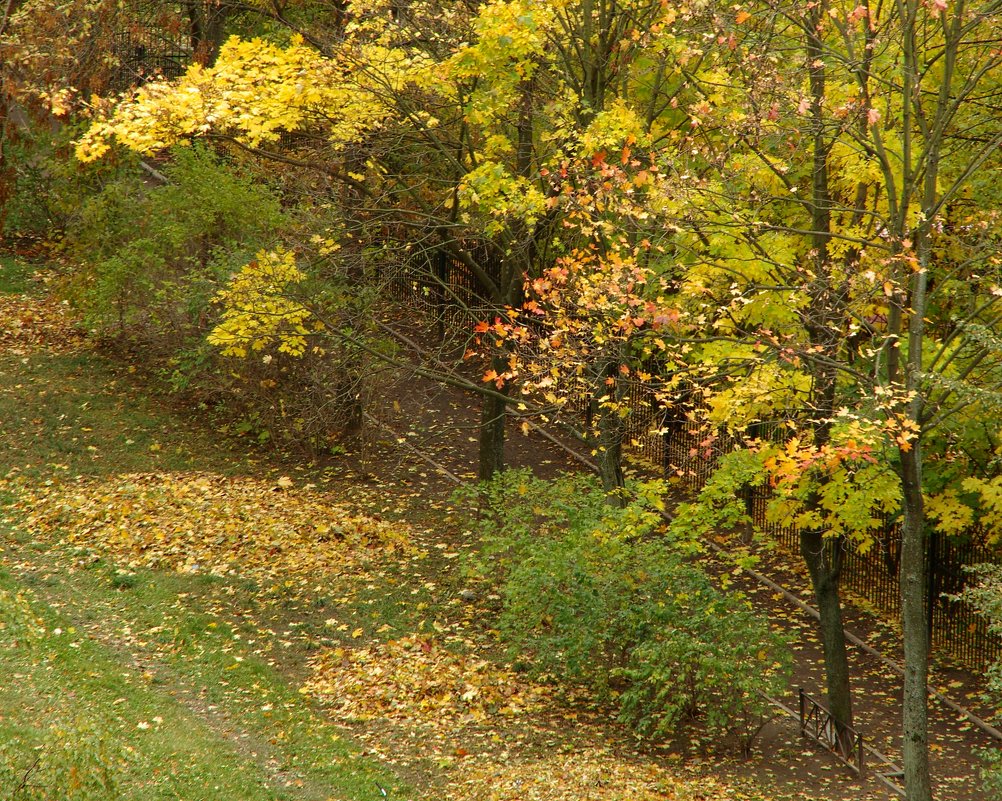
[798,689,864,776]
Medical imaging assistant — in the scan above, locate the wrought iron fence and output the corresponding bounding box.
[110,1,228,92]
[798,688,864,776]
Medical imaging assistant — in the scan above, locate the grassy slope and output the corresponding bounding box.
[0,311,408,799]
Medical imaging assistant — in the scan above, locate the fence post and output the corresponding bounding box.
[798,688,806,733]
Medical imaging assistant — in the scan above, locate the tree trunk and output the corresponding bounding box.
[590,357,627,505]
[800,527,854,748]
[478,379,506,482]
[595,401,626,504]
[798,0,856,745]
[0,90,10,236]
[899,441,932,801]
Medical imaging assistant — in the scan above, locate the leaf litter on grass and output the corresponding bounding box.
[449,750,765,801]
[303,636,770,801]
[11,471,411,580]
[303,634,550,725]
[0,292,87,354]
[0,284,857,801]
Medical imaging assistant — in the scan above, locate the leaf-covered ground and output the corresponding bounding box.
[12,471,409,578]
[0,290,86,354]
[451,751,759,801]
[304,634,551,725]
[1,262,990,800]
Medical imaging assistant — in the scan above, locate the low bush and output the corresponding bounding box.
[57,144,386,452]
[1,117,134,239]
[63,144,286,351]
[459,470,791,752]
[958,564,1002,795]
[0,717,123,800]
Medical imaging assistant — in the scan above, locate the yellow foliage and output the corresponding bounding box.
[578,99,648,155]
[459,161,547,233]
[703,354,811,430]
[445,0,566,125]
[208,249,318,358]
[76,35,407,160]
[927,489,976,536]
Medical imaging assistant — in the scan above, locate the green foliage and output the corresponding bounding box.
[1,117,135,238]
[0,718,122,801]
[43,718,123,800]
[618,594,789,747]
[0,588,43,648]
[64,144,286,347]
[958,564,1002,794]
[668,448,767,545]
[980,749,1002,799]
[60,144,385,451]
[462,470,791,749]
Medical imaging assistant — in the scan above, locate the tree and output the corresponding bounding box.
[662,3,1002,798]
[73,0,707,482]
[473,151,688,500]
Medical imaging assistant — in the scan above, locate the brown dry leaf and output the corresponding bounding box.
[303,634,550,725]
[449,750,760,801]
[12,471,410,578]
[0,293,87,354]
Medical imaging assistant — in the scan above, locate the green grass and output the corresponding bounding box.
[0,351,245,483]
[0,340,411,800]
[0,255,35,294]
[0,560,406,801]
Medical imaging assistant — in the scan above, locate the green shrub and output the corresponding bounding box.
[617,589,788,750]
[0,588,43,649]
[460,470,791,751]
[958,564,1002,795]
[64,143,286,349]
[1,117,135,238]
[61,143,385,452]
[0,717,123,800]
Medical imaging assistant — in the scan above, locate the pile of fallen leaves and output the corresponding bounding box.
[304,634,550,725]
[448,750,761,801]
[0,293,87,354]
[12,472,409,577]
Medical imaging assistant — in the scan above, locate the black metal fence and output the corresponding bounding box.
[111,1,228,92]
[799,688,865,776]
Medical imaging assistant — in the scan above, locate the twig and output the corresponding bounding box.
[12,753,42,798]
